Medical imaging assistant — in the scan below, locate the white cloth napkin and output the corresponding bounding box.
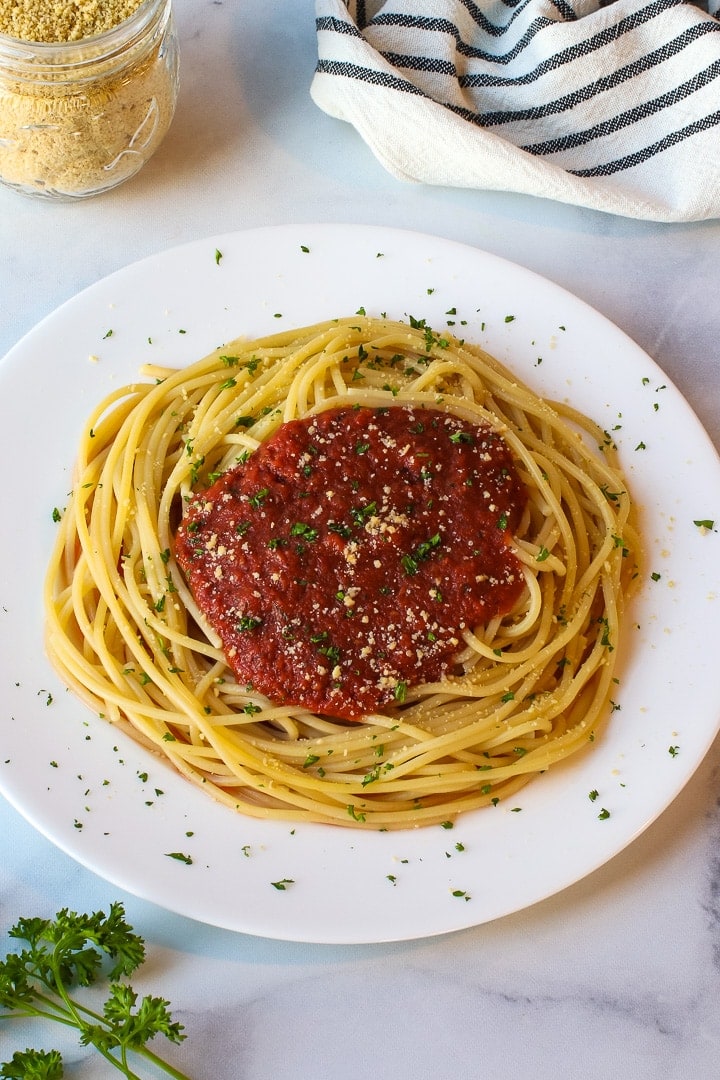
[310,0,720,221]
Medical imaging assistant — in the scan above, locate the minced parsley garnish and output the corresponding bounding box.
[165,851,192,865]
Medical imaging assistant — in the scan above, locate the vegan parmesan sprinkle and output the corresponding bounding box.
[0,0,178,198]
[174,405,528,721]
[0,0,144,43]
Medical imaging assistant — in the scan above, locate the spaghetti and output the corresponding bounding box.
[45,315,638,829]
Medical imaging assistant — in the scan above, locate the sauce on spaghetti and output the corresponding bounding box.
[174,406,527,720]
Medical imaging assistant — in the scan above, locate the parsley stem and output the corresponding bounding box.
[50,939,88,1029]
[0,1000,76,1026]
[135,1046,192,1080]
[96,1045,145,1080]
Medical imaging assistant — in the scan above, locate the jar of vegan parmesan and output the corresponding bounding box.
[0,0,179,199]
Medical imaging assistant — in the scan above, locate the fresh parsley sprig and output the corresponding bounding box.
[0,902,190,1079]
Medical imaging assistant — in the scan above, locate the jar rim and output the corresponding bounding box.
[0,0,168,53]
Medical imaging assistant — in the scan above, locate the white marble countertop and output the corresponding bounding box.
[1,1,720,1077]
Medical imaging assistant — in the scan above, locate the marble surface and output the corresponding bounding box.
[1,1,720,1076]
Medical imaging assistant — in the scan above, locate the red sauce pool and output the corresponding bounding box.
[174,405,527,720]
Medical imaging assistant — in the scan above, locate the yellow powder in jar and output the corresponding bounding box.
[0,0,178,198]
[0,1,144,43]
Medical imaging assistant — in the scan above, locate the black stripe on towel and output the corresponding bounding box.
[569,107,720,175]
[524,35,720,153]
[315,59,428,95]
[369,0,543,42]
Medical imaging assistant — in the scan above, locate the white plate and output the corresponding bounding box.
[1,224,719,944]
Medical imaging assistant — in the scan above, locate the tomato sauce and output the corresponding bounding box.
[174,406,527,721]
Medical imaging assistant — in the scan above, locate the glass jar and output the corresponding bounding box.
[0,0,179,199]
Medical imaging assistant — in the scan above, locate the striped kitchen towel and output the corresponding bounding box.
[310,0,720,220]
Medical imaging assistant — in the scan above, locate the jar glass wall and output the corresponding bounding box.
[0,0,179,200]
